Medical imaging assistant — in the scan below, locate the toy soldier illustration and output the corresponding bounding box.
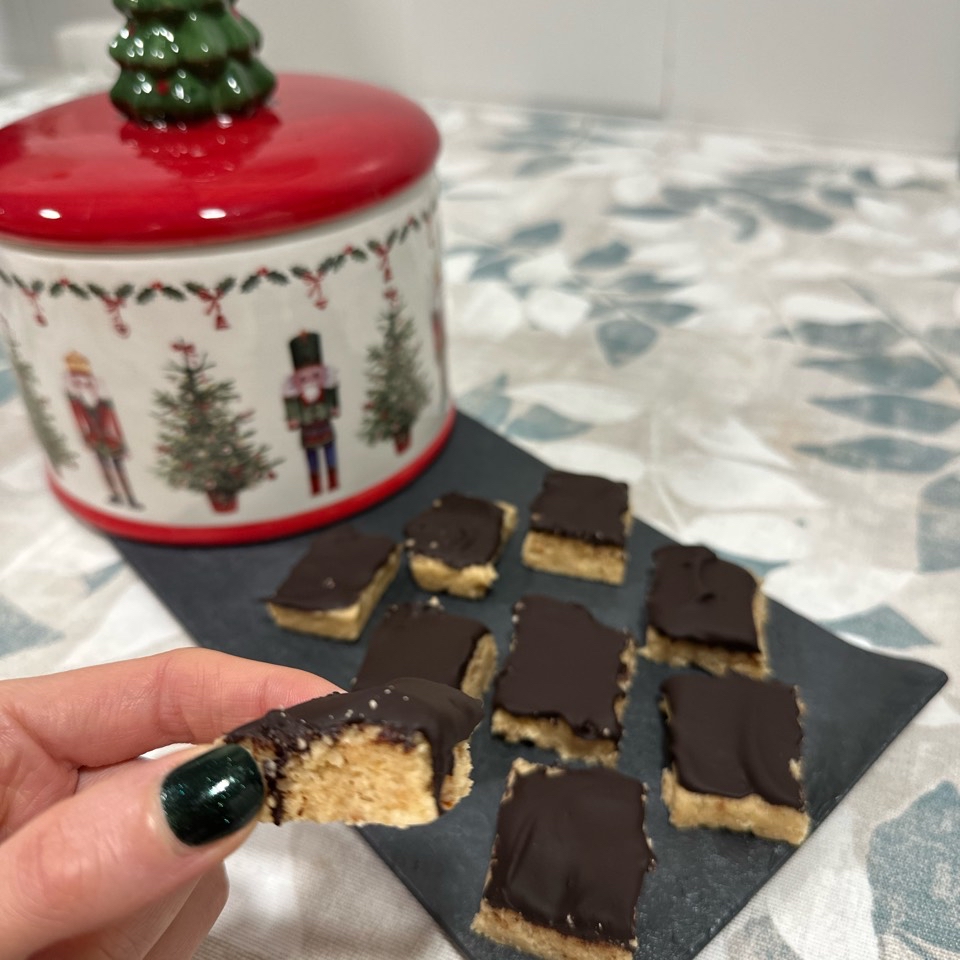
[283,331,340,495]
[64,351,141,509]
[431,261,449,412]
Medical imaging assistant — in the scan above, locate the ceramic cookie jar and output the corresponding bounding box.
[0,2,453,545]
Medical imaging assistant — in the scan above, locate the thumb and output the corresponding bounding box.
[0,744,264,959]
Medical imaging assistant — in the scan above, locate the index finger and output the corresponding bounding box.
[0,648,340,769]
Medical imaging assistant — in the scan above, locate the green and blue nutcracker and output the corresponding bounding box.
[284,331,340,495]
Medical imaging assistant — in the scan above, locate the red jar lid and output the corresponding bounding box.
[0,73,440,250]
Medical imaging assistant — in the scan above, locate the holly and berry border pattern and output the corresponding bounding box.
[0,202,438,338]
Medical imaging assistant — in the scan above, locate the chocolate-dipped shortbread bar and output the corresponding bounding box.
[354,599,498,699]
[223,677,483,827]
[265,525,401,641]
[660,672,809,845]
[472,759,654,960]
[404,492,517,599]
[643,544,769,678]
[521,470,632,585]
[491,595,636,766]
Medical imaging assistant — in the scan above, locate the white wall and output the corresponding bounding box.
[245,0,668,117]
[0,5,23,88]
[4,0,960,154]
[666,0,960,155]
[2,0,103,73]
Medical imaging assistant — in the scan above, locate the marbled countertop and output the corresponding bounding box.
[1,81,958,960]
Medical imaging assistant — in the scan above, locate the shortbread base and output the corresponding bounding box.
[472,902,633,960]
[521,524,629,586]
[661,766,809,845]
[234,724,473,827]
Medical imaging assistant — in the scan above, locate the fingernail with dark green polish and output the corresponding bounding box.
[161,745,264,847]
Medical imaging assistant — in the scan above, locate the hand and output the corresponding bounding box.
[0,649,338,960]
[287,419,299,431]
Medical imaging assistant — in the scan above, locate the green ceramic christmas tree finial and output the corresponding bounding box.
[109,0,276,125]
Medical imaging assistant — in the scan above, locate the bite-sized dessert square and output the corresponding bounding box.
[660,672,810,845]
[353,598,498,700]
[223,677,484,827]
[521,470,632,585]
[491,595,636,766]
[472,759,654,960]
[265,525,401,641]
[643,544,769,679]
[403,492,517,599]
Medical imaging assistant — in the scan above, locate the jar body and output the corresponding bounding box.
[0,174,453,544]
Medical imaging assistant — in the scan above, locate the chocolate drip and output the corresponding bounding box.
[354,601,490,691]
[662,672,805,810]
[483,765,653,948]
[224,677,484,821]
[493,595,632,741]
[529,470,629,547]
[404,493,505,569]
[647,545,760,653]
[267,525,397,612]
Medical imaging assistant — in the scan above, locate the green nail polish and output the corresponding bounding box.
[161,745,264,847]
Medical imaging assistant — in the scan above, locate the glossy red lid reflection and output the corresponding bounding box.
[0,73,440,250]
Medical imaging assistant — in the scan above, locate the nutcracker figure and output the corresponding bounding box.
[283,331,340,495]
[431,261,449,411]
[64,351,141,509]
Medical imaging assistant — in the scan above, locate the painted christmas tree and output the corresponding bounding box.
[359,301,430,453]
[109,0,275,124]
[154,341,279,512]
[7,337,78,475]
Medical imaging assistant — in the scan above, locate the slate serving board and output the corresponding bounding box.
[113,413,947,960]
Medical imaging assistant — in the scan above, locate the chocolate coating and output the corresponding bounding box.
[267,525,397,612]
[225,677,483,822]
[662,672,805,810]
[529,470,629,547]
[648,545,760,653]
[354,601,490,691]
[483,765,653,948]
[493,595,632,741]
[404,493,505,569]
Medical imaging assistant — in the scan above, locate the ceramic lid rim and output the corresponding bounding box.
[0,73,441,250]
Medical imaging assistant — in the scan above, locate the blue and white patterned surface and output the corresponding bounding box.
[1,87,958,959]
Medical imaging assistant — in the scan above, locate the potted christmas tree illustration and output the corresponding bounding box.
[7,338,77,476]
[109,0,275,125]
[154,340,279,512]
[359,300,430,453]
